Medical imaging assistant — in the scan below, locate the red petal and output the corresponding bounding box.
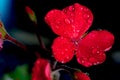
[76,47,106,67]
[52,36,75,63]
[79,30,114,51]
[45,3,93,39]
[76,30,114,67]
[74,72,91,80]
[32,58,51,80]
[62,3,93,39]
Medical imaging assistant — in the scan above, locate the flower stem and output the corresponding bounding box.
[33,22,46,50]
[53,61,58,69]
[5,34,27,51]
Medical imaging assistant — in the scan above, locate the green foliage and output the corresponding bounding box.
[2,64,31,80]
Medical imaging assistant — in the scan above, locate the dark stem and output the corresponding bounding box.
[5,34,28,52]
[33,22,46,50]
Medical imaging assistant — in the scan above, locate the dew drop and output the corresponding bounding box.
[70,13,74,17]
[57,21,60,24]
[81,60,85,63]
[61,61,64,63]
[61,52,64,54]
[63,9,67,13]
[93,63,97,65]
[36,60,40,64]
[92,47,94,49]
[77,30,80,32]
[97,51,100,53]
[55,25,59,29]
[66,56,69,59]
[74,41,78,45]
[92,48,99,54]
[65,49,68,51]
[65,18,71,24]
[69,6,75,11]
[83,14,90,19]
[61,37,64,39]
[83,8,88,12]
[96,62,100,64]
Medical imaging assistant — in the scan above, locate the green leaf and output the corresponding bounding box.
[2,74,13,80]
[9,64,31,80]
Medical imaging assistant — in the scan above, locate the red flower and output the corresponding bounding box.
[45,3,114,67]
[74,72,91,80]
[32,58,51,80]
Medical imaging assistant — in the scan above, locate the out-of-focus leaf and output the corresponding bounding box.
[9,64,31,80]
[0,21,7,39]
[10,29,50,46]
[112,51,120,63]
[2,74,13,80]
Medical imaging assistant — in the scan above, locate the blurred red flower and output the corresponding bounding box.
[32,58,51,80]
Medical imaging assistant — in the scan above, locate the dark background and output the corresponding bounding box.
[0,0,120,80]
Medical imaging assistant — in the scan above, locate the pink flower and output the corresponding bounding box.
[0,32,3,49]
[44,3,114,67]
[32,58,51,80]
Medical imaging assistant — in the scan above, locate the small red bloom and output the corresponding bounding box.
[25,6,34,15]
[45,3,114,67]
[32,58,51,80]
[74,72,91,80]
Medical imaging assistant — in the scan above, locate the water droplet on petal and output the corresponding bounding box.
[65,49,68,51]
[92,47,94,49]
[93,63,97,65]
[97,51,100,53]
[69,6,75,11]
[92,48,100,54]
[55,25,59,29]
[96,62,100,64]
[83,14,90,19]
[63,9,67,13]
[65,18,71,24]
[66,56,69,59]
[80,7,83,10]
[56,21,60,25]
[83,8,88,12]
[70,13,74,17]
[61,52,64,54]
[77,30,80,32]
[61,61,64,63]
[81,60,85,63]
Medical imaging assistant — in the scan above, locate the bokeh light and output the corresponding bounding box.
[0,0,14,30]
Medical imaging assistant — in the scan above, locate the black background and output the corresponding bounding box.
[1,0,120,80]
